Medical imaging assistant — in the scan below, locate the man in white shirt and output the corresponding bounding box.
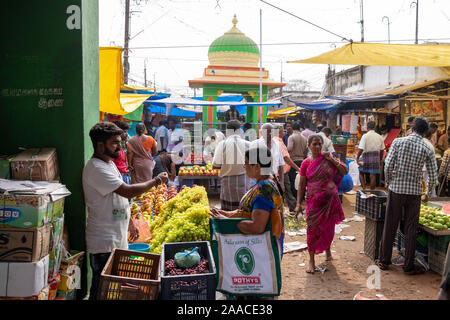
[155,120,170,152]
[250,123,285,190]
[318,127,335,154]
[83,122,168,300]
[356,121,385,190]
[212,120,251,210]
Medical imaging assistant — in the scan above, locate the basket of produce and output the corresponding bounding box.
[356,190,387,221]
[179,164,219,176]
[97,249,160,300]
[419,204,450,235]
[160,241,216,300]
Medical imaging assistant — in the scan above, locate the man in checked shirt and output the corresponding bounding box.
[377,117,438,275]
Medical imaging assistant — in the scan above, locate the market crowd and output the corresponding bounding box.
[82,116,449,300]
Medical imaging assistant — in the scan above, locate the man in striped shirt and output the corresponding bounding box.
[377,117,438,275]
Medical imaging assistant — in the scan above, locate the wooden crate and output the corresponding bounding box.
[97,249,160,300]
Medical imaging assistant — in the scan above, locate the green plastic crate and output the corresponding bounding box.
[427,234,450,254]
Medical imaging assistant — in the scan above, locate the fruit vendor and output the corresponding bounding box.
[377,117,438,275]
[153,151,176,182]
[83,122,168,300]
[212,120,252,210]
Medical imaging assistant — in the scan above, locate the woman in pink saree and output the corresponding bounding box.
[295,134,348,273]
[126,123,157,184]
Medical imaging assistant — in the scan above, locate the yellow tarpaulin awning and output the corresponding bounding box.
[119,93,152,113]
[99,47,152,115]
[288,42,450,67]
[267,106,302,119]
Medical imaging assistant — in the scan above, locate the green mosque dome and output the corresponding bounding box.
[208,15,260,67]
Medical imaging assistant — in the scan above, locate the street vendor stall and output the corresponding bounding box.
[419,199,450,276]
[96,184,218,300]
[178,165,220,196]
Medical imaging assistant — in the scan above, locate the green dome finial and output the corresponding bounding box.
[232,14,238,28]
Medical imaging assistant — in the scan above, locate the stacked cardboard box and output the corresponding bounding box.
[0,148,72,300]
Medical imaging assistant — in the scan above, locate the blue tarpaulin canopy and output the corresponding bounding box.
[148,97,281,115]
[288,91,408,112]
[144,104,197,118]
[190,96,246,115]
[217,95,246,115]
[287,98,343,111]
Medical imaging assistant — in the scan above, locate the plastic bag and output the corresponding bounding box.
[174,247,201,268]
[338,174,354,194]
[128,213,152,244]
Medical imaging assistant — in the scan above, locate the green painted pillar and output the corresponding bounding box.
[202,85,218,130]
[0,0,99,299]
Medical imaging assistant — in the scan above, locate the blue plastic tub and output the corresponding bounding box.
[128,243,151,253]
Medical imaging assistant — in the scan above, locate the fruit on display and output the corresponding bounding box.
[419,204,450,230]
[132,184,175,222]
[167,186,178,200]
[179,164,219,176]
[149,186,210,254]
[154,184,168,216]
[185,153,204,164]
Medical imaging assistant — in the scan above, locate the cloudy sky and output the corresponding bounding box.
[99,0,450,96]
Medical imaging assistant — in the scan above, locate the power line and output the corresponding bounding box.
[127,38,450,50]
[259,0,352,42]
[128,55,305,64]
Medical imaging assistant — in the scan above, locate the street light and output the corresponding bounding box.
[382,16,391,44]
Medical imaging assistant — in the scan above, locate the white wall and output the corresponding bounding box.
[362,66,448,93]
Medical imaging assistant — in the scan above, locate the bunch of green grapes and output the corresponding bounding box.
[149,186,209,232]
[149,187,210,254]
[150,204,210,254]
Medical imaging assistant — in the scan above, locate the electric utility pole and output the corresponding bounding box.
[144,59,147,87]
[415,0,419,44]
[360,0,364,42]
[124,0,130,84]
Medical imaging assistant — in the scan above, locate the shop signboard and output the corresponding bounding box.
[411,100,444,121]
